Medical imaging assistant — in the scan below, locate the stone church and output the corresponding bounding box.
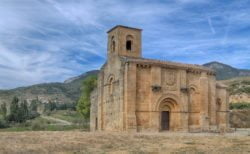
[90,25,229,132]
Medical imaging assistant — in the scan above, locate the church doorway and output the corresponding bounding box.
[161,111,170,130]
[158,97,179,131]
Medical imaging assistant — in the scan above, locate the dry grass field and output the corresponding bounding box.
[0,131,249,154]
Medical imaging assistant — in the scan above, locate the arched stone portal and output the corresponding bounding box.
[158,98,180,131]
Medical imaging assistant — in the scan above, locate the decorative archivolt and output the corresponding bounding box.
[188,84,199,94]
[126,35,133,40]
[154,93,181,112]
[159,99,176,111]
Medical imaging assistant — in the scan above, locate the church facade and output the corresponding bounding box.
[90,25,229,132]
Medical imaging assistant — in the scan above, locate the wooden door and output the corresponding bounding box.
[161,111,170,130]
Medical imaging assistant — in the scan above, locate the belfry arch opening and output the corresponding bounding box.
[126,40,132,50]
[126,35,133,51]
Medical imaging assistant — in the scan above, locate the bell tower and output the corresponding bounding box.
[107,25,142,58]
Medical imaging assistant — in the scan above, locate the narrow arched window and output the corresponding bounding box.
[112,41,115,52]
[126,35,133,51]
[110,36,115,52]
[108,77,114,95]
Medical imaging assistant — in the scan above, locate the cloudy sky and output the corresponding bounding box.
[0,0,250,89]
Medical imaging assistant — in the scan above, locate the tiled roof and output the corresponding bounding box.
[107,25,142,33]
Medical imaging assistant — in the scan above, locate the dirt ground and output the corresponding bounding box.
[0,130,249,154]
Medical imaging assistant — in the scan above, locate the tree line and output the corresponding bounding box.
[0,97,40,128]
[0,96,78,128]
[0,74,97,128]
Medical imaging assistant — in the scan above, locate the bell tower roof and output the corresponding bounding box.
[107,25,142,33]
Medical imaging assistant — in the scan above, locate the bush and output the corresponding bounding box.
[44,102,77,112]
[31,121,46,131]
[28,111,40,120]
[56,103,76,110]
[21,121,32,127]
[0,103,7,119]
[230,102,250,110]
[0,119,8,128]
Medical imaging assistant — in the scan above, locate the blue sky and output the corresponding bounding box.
[0,0,250,89]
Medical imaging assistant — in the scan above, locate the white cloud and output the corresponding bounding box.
[207,17,216,34]
[0,0,249,89]
[176,0,209,4]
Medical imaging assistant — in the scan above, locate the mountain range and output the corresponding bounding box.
[203,61,250,80]
[0,61,250,105]
[0,70,99,105]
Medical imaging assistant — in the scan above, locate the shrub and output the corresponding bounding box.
[28,111,40,120]
[22,121,32,127]
[0,119,8,128]
[30,99,39,112]
[230,102,250,110]
[31,121,46,131]
[44,102,76,112]
[0,103,7,119]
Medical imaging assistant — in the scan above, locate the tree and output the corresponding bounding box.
[77,75,97,119]
[7,97,40,123]
[29,99,40,119]
[19,100,29,121]
[0,102,7,119]
[48,100,56,111]
[8,96,19,122]
[30,99,38,112]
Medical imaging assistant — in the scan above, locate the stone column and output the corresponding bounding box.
[150,66,161,131]
[97,70,104,130]
[199,72,209,131]
[124,62,137,132]
[218,87,229,130]
[180,70,189,132]
[119,68,125,131]
[209,76,217,130]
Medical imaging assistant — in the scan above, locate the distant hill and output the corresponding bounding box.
[1,61,250,105]
[0,70,99,105]
[203,61,250,80]
[203,61,250,103]
[221,77,250,103]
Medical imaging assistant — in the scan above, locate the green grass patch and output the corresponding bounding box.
[42,125,83,131]
[230,102,250,110]
[48,110,87,124]
[228,81,250,95]
[0,110,89,132]
[0,127,31,132]
[0,124,83,132]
